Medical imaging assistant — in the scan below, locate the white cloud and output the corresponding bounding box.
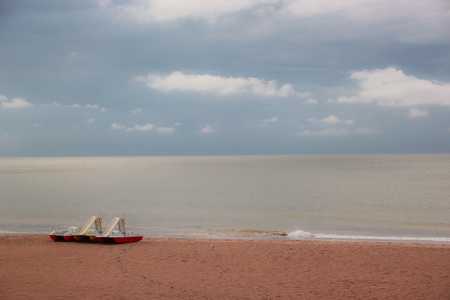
[86,118,95,124]
[303,99,317,105]
[298,114,368,137]
[97,0,449,44]
[0,95,7,102]
[98,0,276,23]
[136,71,301,97]
[306,118,318,124]
[131,108,142,114]
[111,122,175,133]
[281,0,367,17]
[336,67,450,107]
[307,115,354,126]
[84,104,106,112]
[41,102,104,111]
[174,122,182,126]
[200,124,216,133]
[259,116,278,126]
[68,52,79,60]
[41,102,63,108]
[297,127,381,137]
[321,115,355,126]
[1,97,33,108]
[111,123,126,130]
[408,108,429,119]
[154,126,174,133]
[297,128,349,137]
[125,123,154,132]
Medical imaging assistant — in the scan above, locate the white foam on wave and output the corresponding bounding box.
[287,230,314,238]
[287,230,450,243]
[0,230,36,235]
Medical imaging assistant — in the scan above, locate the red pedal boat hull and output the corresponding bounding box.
[113,236,143,243]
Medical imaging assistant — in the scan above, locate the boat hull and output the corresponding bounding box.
[96,237,114,243]
[50,227,80,242]
[96,235,143,243]
[73,235,90,242]
[63,235,75,241]
[113,236,143,243]
[50,235,64,241]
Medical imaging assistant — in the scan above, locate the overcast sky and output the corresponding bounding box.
[0,0,449,157]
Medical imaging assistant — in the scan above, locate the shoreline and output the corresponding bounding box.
[1,235,449,299]
[2,230,450,245]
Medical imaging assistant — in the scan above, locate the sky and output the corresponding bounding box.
[0,0,449,157]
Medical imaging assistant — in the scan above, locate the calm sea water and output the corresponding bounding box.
[0,154,449,242]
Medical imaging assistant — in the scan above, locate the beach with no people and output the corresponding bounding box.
[1,235,449,299]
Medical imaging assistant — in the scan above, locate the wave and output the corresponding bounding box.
[0,230,39,235]
[287,230,450,243]
[213,229,288,237]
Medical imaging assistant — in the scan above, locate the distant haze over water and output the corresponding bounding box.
[1,154,449,243]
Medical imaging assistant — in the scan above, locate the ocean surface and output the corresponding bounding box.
[0,154,449,243]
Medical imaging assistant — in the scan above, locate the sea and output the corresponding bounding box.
[0,154,449,243]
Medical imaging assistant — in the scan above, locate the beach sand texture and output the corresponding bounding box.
[0,235,449,299]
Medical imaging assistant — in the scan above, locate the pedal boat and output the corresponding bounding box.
[97,217,143,243]
[49,226,80,241]
[72,216,103,242]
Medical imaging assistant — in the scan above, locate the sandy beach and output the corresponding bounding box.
[0,235,449,299]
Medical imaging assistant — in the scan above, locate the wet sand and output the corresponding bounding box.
[0,235,449,299]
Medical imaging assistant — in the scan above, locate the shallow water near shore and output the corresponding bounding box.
[1,154,449,243]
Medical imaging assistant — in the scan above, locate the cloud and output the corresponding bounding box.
[297,127,381,137]
[85,104,106,112]
[321,115,354,126]
[42,102,84,109]
[280,0,367,17]
[200,124,217,133]
[298,114,363,137]
[68,52,81,61]
[111,122,175,133]
[86,118,95,124]
[131,108,142,114]
[136,71,302,97]
[97,0,275,23]
[111,123,126,130]
[303,99,317,105]
[125,123,154,132]
[297,128,349,137]
[0,95,7,102]
[97,0,449,44]
[1,97,33,108]
[408,108,429,119]
[307,115,354,126]
[259,116,278,126]
[154,126,174,133]
[335,67,450,107]
[41,102,63,108]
